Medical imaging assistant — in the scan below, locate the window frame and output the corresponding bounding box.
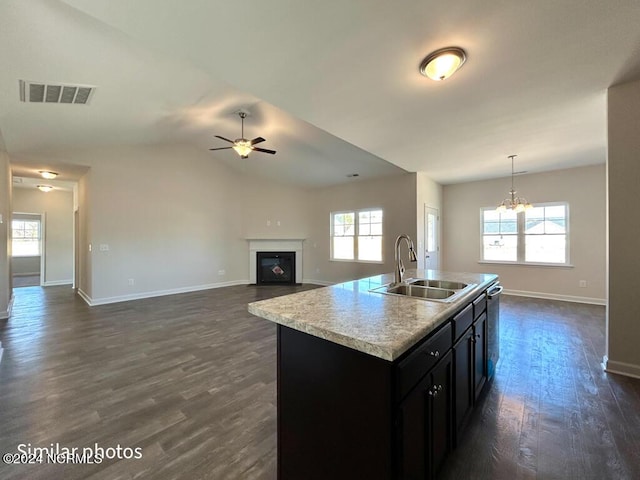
[479,202,571,267]
[11,217,43,258]
[330,208,384,264]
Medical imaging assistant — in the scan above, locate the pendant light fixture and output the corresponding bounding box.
[496,155,532,213]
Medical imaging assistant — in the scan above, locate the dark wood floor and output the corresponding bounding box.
[0,286,638,480]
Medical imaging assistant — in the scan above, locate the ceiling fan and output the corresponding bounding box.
[209,111,276,158]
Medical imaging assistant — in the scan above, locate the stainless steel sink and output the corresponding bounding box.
[369,278,477,302]
[386,284,456,300]
[406,279,469,290]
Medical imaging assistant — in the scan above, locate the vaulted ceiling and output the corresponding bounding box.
[2,0,640,186]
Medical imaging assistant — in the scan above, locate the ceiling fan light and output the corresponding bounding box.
[37,185,54,192]
[497,203,507,212]
[232,141,252,158]
[420,47,466,81]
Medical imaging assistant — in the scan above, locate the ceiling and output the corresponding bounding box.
[1,0,640,187]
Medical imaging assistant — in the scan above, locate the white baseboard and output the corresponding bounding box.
[602,356,640,379]
[78,280,250,306]
[0,294,14,320]
[77,288,92,306]
[42,279,73,287]
[503,289,606,306]
[302,278,335,286]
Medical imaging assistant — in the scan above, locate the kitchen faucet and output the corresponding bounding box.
[394,234,417,284]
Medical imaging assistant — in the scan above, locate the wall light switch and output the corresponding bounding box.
[99,244,109,252]
[267,220,271,226]
[276,220,281,226]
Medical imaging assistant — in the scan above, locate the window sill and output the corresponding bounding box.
[478,260,574,268]
[11,255,41,259]
[330,259,384,265]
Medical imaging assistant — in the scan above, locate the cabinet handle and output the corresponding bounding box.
[475,334,481,339]
[426,350,440,358]
[428,385,443,397]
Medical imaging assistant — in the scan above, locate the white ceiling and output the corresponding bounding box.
[2,0,640,186]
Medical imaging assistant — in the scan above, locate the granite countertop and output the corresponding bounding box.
[248,269,498,361]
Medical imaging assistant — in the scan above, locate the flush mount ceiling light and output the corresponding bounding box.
[37,185,54,193]
[419,47,467,81]
[39,170,58,180]
[497,155,532,213]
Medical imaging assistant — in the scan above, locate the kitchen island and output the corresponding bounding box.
[248,269,499,480]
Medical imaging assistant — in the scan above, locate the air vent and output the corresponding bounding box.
[19,80,95,105]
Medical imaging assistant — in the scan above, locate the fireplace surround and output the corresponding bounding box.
[248,239,304,284]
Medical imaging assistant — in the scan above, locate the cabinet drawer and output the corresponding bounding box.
[397,322,452,399]
[452,304,473,341]
[473,293,487,320]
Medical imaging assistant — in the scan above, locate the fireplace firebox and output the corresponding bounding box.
[256,251,297,285]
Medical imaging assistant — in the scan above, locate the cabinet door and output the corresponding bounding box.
[397,351,453,480]
[473,312,488,400]
[453,327,474,444]
[428,351,453,478]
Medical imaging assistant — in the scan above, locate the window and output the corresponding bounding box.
[331,209,383,262]
[12,218,42,257]
[481,203,569,265]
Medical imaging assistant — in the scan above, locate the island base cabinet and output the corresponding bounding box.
[277,325,394,480]
[397,351,453,480]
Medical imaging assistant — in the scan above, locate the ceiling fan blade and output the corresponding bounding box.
[253,147,276,155]
[214,135,235,144]
[250,137,266,145]
[209,147,233,151]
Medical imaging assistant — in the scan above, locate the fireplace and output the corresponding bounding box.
[256,251,297,285]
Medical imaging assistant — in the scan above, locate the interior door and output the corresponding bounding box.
[424,206,439,270]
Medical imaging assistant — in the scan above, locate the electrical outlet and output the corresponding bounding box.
[276,220,281,226]
[579,280,587,288]
[99,244,109,251]
[128,278,135,286]
[218,269,226,276]
[266,220,271,226]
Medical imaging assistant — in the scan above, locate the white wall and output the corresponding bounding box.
[416,172,443,270]
[12,188,74,284]
[305,173,417,284]
[239,174,311,241]
[74,144,248,303]
[606,79,640,378]
[0,130,12,319]
[443,164,606,302]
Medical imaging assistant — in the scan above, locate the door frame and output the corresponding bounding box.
[424,205,440,270]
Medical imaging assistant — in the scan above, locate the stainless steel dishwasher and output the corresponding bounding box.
[486,282,503,380]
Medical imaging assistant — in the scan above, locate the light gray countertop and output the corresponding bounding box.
[248,269,498,361]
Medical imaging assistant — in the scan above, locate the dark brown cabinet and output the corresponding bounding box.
[398,351,452,480]
[453,327,474,443]
[473,312,488,400]
[275,288,494,480]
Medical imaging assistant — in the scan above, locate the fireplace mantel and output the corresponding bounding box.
[247,239,304,284]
